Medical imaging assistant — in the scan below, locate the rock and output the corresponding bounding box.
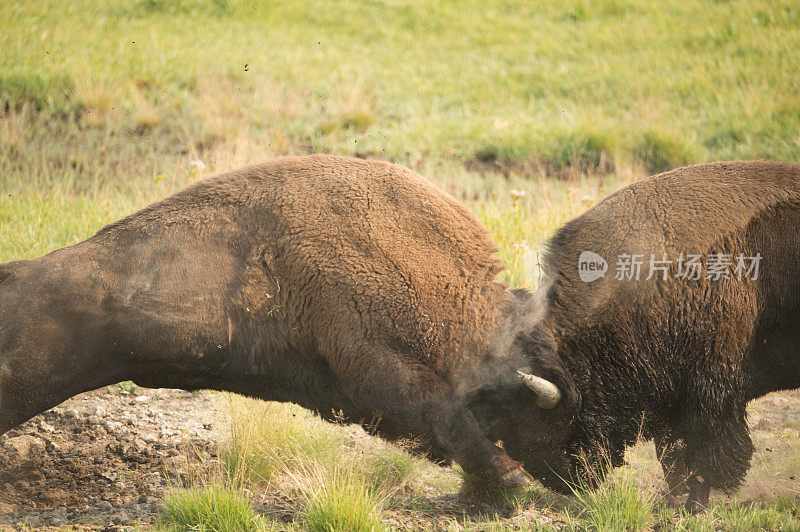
[97,500,114,511]
[3,435,45,460]
[103,420,123,432]
[23,515,44,528]
[133,395,150,404]
[39,435,60,452]
[39,420,56,432]
[163,455,188,473]
[140,432,157,443]
[111,510,130,524]
[64,408,80,418]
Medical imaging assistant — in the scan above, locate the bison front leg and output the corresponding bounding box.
[682,376,754,514]
[361,416,451,464]
[654,431,689,497]
[427,401,533,487]
[684,475,711,515]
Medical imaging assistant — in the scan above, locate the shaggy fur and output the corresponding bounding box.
[0,155,534,486]
[489,161,800,511]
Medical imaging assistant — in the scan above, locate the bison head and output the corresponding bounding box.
[469,326,621,493]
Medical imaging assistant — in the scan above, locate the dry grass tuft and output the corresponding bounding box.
[75,80,120,129]
[133,103,162,132]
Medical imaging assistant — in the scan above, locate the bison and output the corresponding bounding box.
[475,161,800,512]
[0,154,541,488]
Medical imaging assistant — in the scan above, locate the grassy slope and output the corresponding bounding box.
[2,0,800,529]
[2,0,800,177]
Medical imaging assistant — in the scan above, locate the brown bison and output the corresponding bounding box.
[0,154,540,488]
[476,161,800,512]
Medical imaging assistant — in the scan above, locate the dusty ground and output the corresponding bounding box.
[0,386,218,530]
[1,387,798,530]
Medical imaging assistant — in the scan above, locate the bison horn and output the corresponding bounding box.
[517,370,561,409]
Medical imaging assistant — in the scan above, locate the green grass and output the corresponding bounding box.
[571,472,655,531]
[302,466,387,532]
[211,395,422,530]
[220,395,344,484]
[2,0,799,194]
[653,498,800,532]
[107,380,141,396]
[158,484,272,532]
[458,469,545,514]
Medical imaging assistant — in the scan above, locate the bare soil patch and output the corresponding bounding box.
[0,387,798,530]
[0,387,218,530]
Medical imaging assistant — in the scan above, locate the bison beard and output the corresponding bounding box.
[507,160,800,513]
[0,154,549,490]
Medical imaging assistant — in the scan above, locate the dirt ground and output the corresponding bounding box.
[0,386,219,530]
[1,387,799,530]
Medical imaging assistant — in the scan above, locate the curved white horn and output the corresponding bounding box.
[517,370,561,409]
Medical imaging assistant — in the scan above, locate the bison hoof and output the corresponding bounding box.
[499,468,533,488]
[684,497,707,515]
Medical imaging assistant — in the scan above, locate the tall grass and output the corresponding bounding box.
[571,472,655,531]
[657,498,800,532]
[158,484,272,532]
[220,395,343,484]
[197,395,421,530]
[300,465,387,532]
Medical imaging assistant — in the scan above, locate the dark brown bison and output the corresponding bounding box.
[0,154,540,488]
[474,161,800,512]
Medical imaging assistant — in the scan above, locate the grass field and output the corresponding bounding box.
[2,0,800,529]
